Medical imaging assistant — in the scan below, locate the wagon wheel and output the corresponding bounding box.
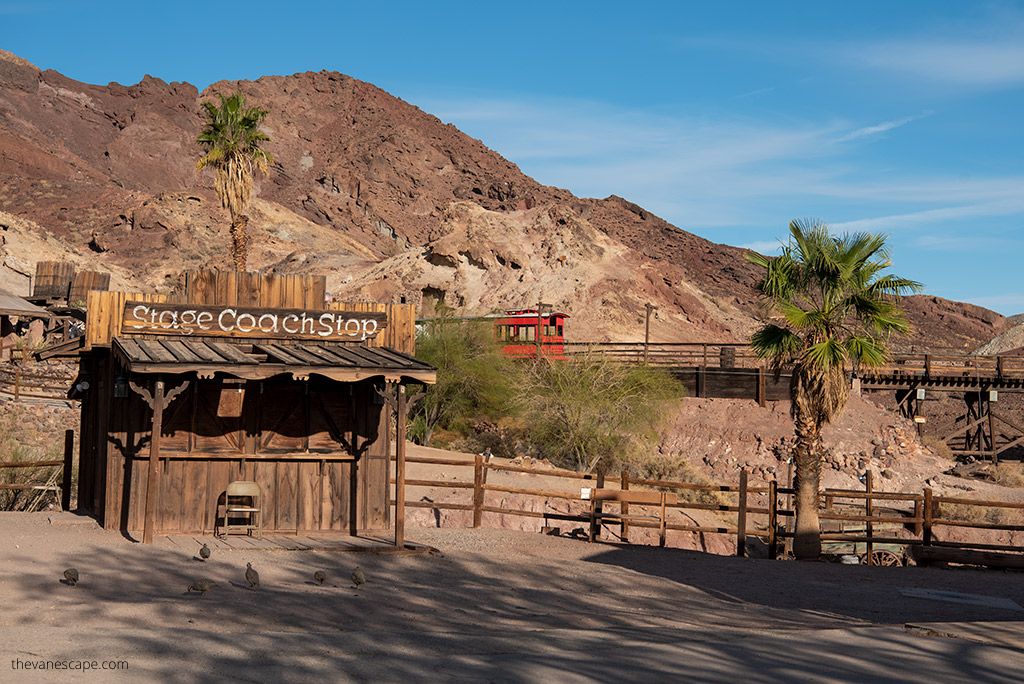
[861,549,903,567]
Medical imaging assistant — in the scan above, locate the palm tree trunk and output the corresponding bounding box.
[230,214,249,272]
[792,407,823,560]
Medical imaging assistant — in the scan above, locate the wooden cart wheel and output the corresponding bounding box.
[862,550,903,567]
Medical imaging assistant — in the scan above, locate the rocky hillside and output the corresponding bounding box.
[0,50,1010,349]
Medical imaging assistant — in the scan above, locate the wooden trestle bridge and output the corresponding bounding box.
[564,342,1024,463]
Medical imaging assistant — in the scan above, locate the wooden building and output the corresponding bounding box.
[76,270,434,544]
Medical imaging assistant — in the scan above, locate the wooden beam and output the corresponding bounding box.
[143,378,165,545]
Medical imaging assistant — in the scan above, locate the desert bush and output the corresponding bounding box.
[921,436,955,460]
[514,353,686,474]
[627,453,729,506]
[411,305,518,447]
[989,464,1024,488]
[938,501,1024,526]
[0,412,62,511]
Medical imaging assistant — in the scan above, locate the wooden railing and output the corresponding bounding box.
[391,453,1024,567]
[0,364,75,401]
[0,430,74,511]
[563,342,763,369]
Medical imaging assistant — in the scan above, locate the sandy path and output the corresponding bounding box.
[1,512,1023,682]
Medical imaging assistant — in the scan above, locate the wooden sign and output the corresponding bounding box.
[122,301,386,342]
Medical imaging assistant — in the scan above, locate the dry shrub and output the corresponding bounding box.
[939,501,1024,526]
[921,436,955,460]
[989,464,1024,489]
[627,454,729,506]
[0,413,62,511]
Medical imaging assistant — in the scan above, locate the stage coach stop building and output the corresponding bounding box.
[75,271,435,546]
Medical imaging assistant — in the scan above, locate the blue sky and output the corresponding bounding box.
[4,1,1024,313]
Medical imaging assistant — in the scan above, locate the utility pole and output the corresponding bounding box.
[644,303,657,365]
[536,299,551,359]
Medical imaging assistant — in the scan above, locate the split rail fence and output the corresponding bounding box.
[390,453,1024,567]
[0,429,74,511]
[0,364,76,402]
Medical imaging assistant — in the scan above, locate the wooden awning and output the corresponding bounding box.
[0,287,50,318]
[112,337,436,384]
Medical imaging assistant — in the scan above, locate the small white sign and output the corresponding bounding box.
[581,488,592,500]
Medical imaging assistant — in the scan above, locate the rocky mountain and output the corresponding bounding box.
[0,50,1009,349]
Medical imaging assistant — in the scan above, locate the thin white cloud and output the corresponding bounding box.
[735,87,774,99]
[834,113,929,143]
[737,240,782,254]
[848,41,1024,88]
[834,198,1024,232]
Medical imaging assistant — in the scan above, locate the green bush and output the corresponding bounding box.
[514,353,686,473]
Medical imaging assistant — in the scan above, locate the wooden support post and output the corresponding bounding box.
[395,385,407,549]
[923,487,933,546]
[143,378,165,546]
[736,468,748,557]
[767,479,778,559]
[924,354,932,378]
[697,367,706,398]
[620,469,630,543]
[593,470,605,540]
[987,394,998,465]
[14,368,20,401]
[61,429,73,511]
[659,492,667,548]
[473,451,484,528]
[643,303,656,365]
[913,499,923,537]
[757,367,766,407]
[864,469,874,565]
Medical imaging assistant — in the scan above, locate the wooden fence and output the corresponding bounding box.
[0,364,76,401]
[390,453,1024,567]
[0,430,74,511]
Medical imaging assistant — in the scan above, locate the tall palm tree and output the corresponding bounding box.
[196,92,273,271]
[746,219,922,560]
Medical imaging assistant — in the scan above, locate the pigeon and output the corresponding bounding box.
[314,570,326,586]
[245,562,260,589]
[186,579,218,596]
[63,568,78,587]
[351,566,365,589]
[199,543,211,561]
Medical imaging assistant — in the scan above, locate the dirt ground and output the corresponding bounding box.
[1,511,1022,683]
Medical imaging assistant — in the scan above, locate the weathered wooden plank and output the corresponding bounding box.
[254,343,307,365]
[281,344,331,365]
[161,339,205,364]
[205,341,254,365]
[137,340,178,364]
[276,461,299,532]
[253,460,278,532]
[117,337,151,363]
[181,339,228,363]
[297,461,320,531]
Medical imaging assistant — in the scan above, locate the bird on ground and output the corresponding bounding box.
[314,570,326,586]
[199,543,211,561]
[351,567,365,589]
[186,579,218,596]
[245,562,260,589]
[63,568,79,587]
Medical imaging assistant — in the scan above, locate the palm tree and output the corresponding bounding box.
[746,219,922,560]
[196,92,273,271]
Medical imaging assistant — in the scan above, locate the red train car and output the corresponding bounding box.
[494,309,568,359]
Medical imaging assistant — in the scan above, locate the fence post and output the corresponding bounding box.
[757,367,766,407]
[620,469,630,543]
[61,429,74,511]
[923,487,933,546]
[913,498,923,537]
[768,479,778,559]
[593,470,605,541]
[14,368,21,401]
[736,468,748,557]
[864,470,874,565]
[473,452,483,528]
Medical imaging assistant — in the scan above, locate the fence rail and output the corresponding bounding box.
[390,453,1024,566]
[0,430,74,510]
[0,364,75,401]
